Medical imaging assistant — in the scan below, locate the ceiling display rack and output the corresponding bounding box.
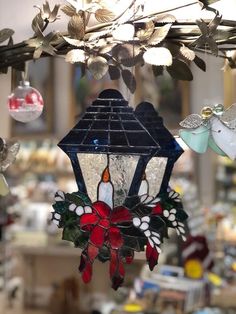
[0,0,236,92]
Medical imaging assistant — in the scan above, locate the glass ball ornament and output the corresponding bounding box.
[8,81,44,123]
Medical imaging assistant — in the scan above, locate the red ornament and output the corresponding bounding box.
[8,81,44,123]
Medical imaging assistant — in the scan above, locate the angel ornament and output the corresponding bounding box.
[179,104,236,160]
[0,138,20,196]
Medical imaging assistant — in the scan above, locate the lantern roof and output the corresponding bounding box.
[135,102,184,159]
[58,89,181,157]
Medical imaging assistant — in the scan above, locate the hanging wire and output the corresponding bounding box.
[127,0,136,105]
[21,62,29,83]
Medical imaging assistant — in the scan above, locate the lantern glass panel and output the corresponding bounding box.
[77,153,139,206]
[145,157,168,196]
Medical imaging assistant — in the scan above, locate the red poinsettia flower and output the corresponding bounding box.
[151,202,163,215]
[146,242,160,271]
[78,201,132,289]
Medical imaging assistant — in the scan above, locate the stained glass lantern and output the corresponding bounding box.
[52,89,188,289]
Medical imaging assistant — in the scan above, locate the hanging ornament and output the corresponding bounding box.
[179,103,236,159]
[51,89,188,290]
[8,81,44,123]
[0,138,20,196]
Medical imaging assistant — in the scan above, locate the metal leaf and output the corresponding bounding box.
[61,4,76,17]
[152,65,163,77]
[180,45,195,61]
[121,69,136,94]
[200,0,220,6]
[95,8,115,23]
[136,21,155,41]
[68,14,85,40]
[33,47,43,59]
[120,54,143,67]
[49,4,60,22]
[26,37,42,48]
[196,19,208,35]
[207,36,219,55]
[88,28,112,41]
[209,14,222,34]
[112,24,135,42]
[87,56,109,79]
[179,114,203,129]
[143,47,172,66]
[63,36,84,47]
[155,14,176,23]
[148,23,172,46]
[0,29,14,44]
[194,55,206,72]
[43,1,51,17]
[108,65,121,80]
[65,49,86,63]
[167,59,193,81]
[32,14,44,32]
[99,43,117,54]
[112,44,141,66]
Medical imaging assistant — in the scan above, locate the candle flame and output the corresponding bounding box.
[102,167,110,183]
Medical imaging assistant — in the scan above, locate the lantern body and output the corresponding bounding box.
[78,153,139,206]
[52,89,187,290]
[8,81,44,123]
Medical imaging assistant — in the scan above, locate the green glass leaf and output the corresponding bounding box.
[122,233,146,252]
[63,225,88,247]
[98,246,110,262]
[65,191,91,206]
[151,217,165,231]
[52,201,69,214]
[179,125,210,153]
[62,226,77,242]
[208,136,227,156]
[176,209,188,221]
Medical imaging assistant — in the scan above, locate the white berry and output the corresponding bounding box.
[69,204,77,212]
[133,217,141,227]
[76,206,84,216]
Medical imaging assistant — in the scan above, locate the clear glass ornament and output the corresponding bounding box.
[8,81,44,123]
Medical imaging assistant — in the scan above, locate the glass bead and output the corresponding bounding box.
[201,106,213,119]
[212,104,224,116]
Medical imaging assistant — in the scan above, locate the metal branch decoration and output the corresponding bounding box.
[1,0,236,92]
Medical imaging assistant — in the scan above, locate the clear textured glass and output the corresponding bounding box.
[77,154,139,206]
[145,157,168,196]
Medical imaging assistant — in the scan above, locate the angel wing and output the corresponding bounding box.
[221,103,236,130]
[179,114,203,129]
[0,141,20,172]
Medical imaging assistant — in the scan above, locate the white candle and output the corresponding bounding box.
[98,167,114,209]
[138,173,149,196]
